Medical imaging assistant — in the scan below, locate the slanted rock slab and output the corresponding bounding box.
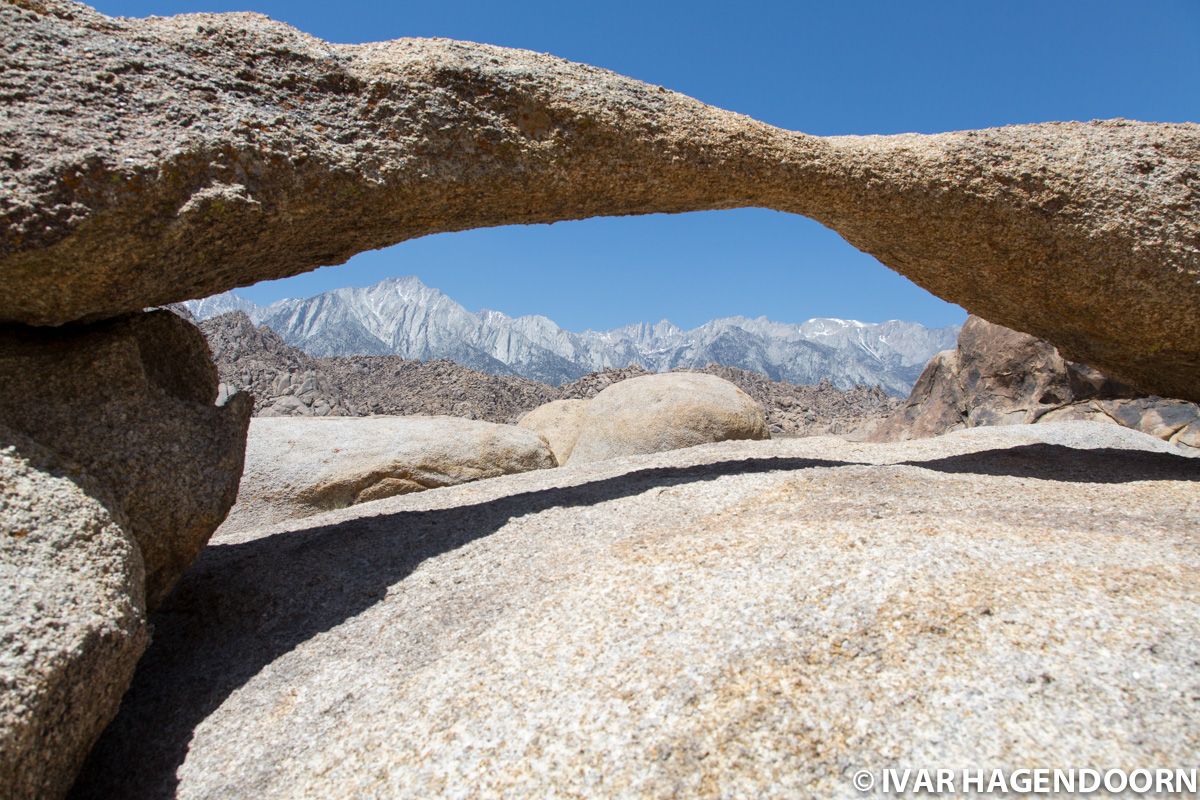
[72,423,1200,799]
[220,415,557,534]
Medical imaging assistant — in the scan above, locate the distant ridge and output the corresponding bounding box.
[197,311,900,436]
[186,276,959,394]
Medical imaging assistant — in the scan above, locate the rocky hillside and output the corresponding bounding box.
[200,311,556,422]
[559,364,898,437]
[185,277,959,394]
[319,358,558,422]
[198,312,898,434]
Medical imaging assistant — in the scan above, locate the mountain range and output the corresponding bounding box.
[184,276,960,394]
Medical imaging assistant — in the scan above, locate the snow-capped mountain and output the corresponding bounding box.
[185,276,959,393]
[181,291,262,321]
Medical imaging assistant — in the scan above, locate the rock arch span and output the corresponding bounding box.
[1,0,1198,400]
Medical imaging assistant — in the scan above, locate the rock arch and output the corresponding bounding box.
[2,0,1198,400]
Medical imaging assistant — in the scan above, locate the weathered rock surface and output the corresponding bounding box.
[2,2,1197,400]
[219,415,556,534]
[72,423,1199,799]
[568,372,769,464]
[0,310,252,608]
[517,399,589,464]
[1,427,147,800]
[872,315,1200,451]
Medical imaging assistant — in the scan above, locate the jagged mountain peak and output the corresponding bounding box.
[185,276,960,392]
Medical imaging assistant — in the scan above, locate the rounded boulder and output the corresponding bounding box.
[568,373,768,465]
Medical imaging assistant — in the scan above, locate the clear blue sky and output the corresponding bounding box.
[97,0,1198,331]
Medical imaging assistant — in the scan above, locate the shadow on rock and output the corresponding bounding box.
[71,444,1198,798]
[70,455,847,799]
[904,443,1200,484]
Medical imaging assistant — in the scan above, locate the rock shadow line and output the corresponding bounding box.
[70,455,850,799]
[70,443,1197,798]
[903,443,1200,484]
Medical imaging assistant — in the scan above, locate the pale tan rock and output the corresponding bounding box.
[219,415,557,533]
[74,423,1200,799]
[0,427,147,800]
[568,373,768,464]
[0,310,251,609]
[1,3,1197,400]
[517,399,589,464]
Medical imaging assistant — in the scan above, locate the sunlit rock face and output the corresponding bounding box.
[2,1,1198,400]
[871,315,1200,450]
[0,428,148,800]
[73,424,1200,799]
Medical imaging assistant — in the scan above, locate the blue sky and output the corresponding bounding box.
[97,0,1198,331]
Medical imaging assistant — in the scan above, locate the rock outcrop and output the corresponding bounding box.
[199,311,352,417]
[0,428,148,800]
[219,416,556,534]
[0,310,252,608]
[567,373,769,464]
[2,2,1197,400]
[872,315,1200,450]
[72,423,1200,798]
[517,399,589,464]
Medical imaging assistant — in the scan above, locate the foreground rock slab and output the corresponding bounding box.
[567,372,769,464]
[872,315,1200,451]
[2,3,1198,400]
[219,415,556,534]
[74,423,1199,799]
[1,428,147,800]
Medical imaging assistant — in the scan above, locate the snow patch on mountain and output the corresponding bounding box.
[185,277,960,394]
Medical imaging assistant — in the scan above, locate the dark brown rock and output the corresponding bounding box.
[1,2,1197,400]
[872,315,1200,451]
[0,310,252,608]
